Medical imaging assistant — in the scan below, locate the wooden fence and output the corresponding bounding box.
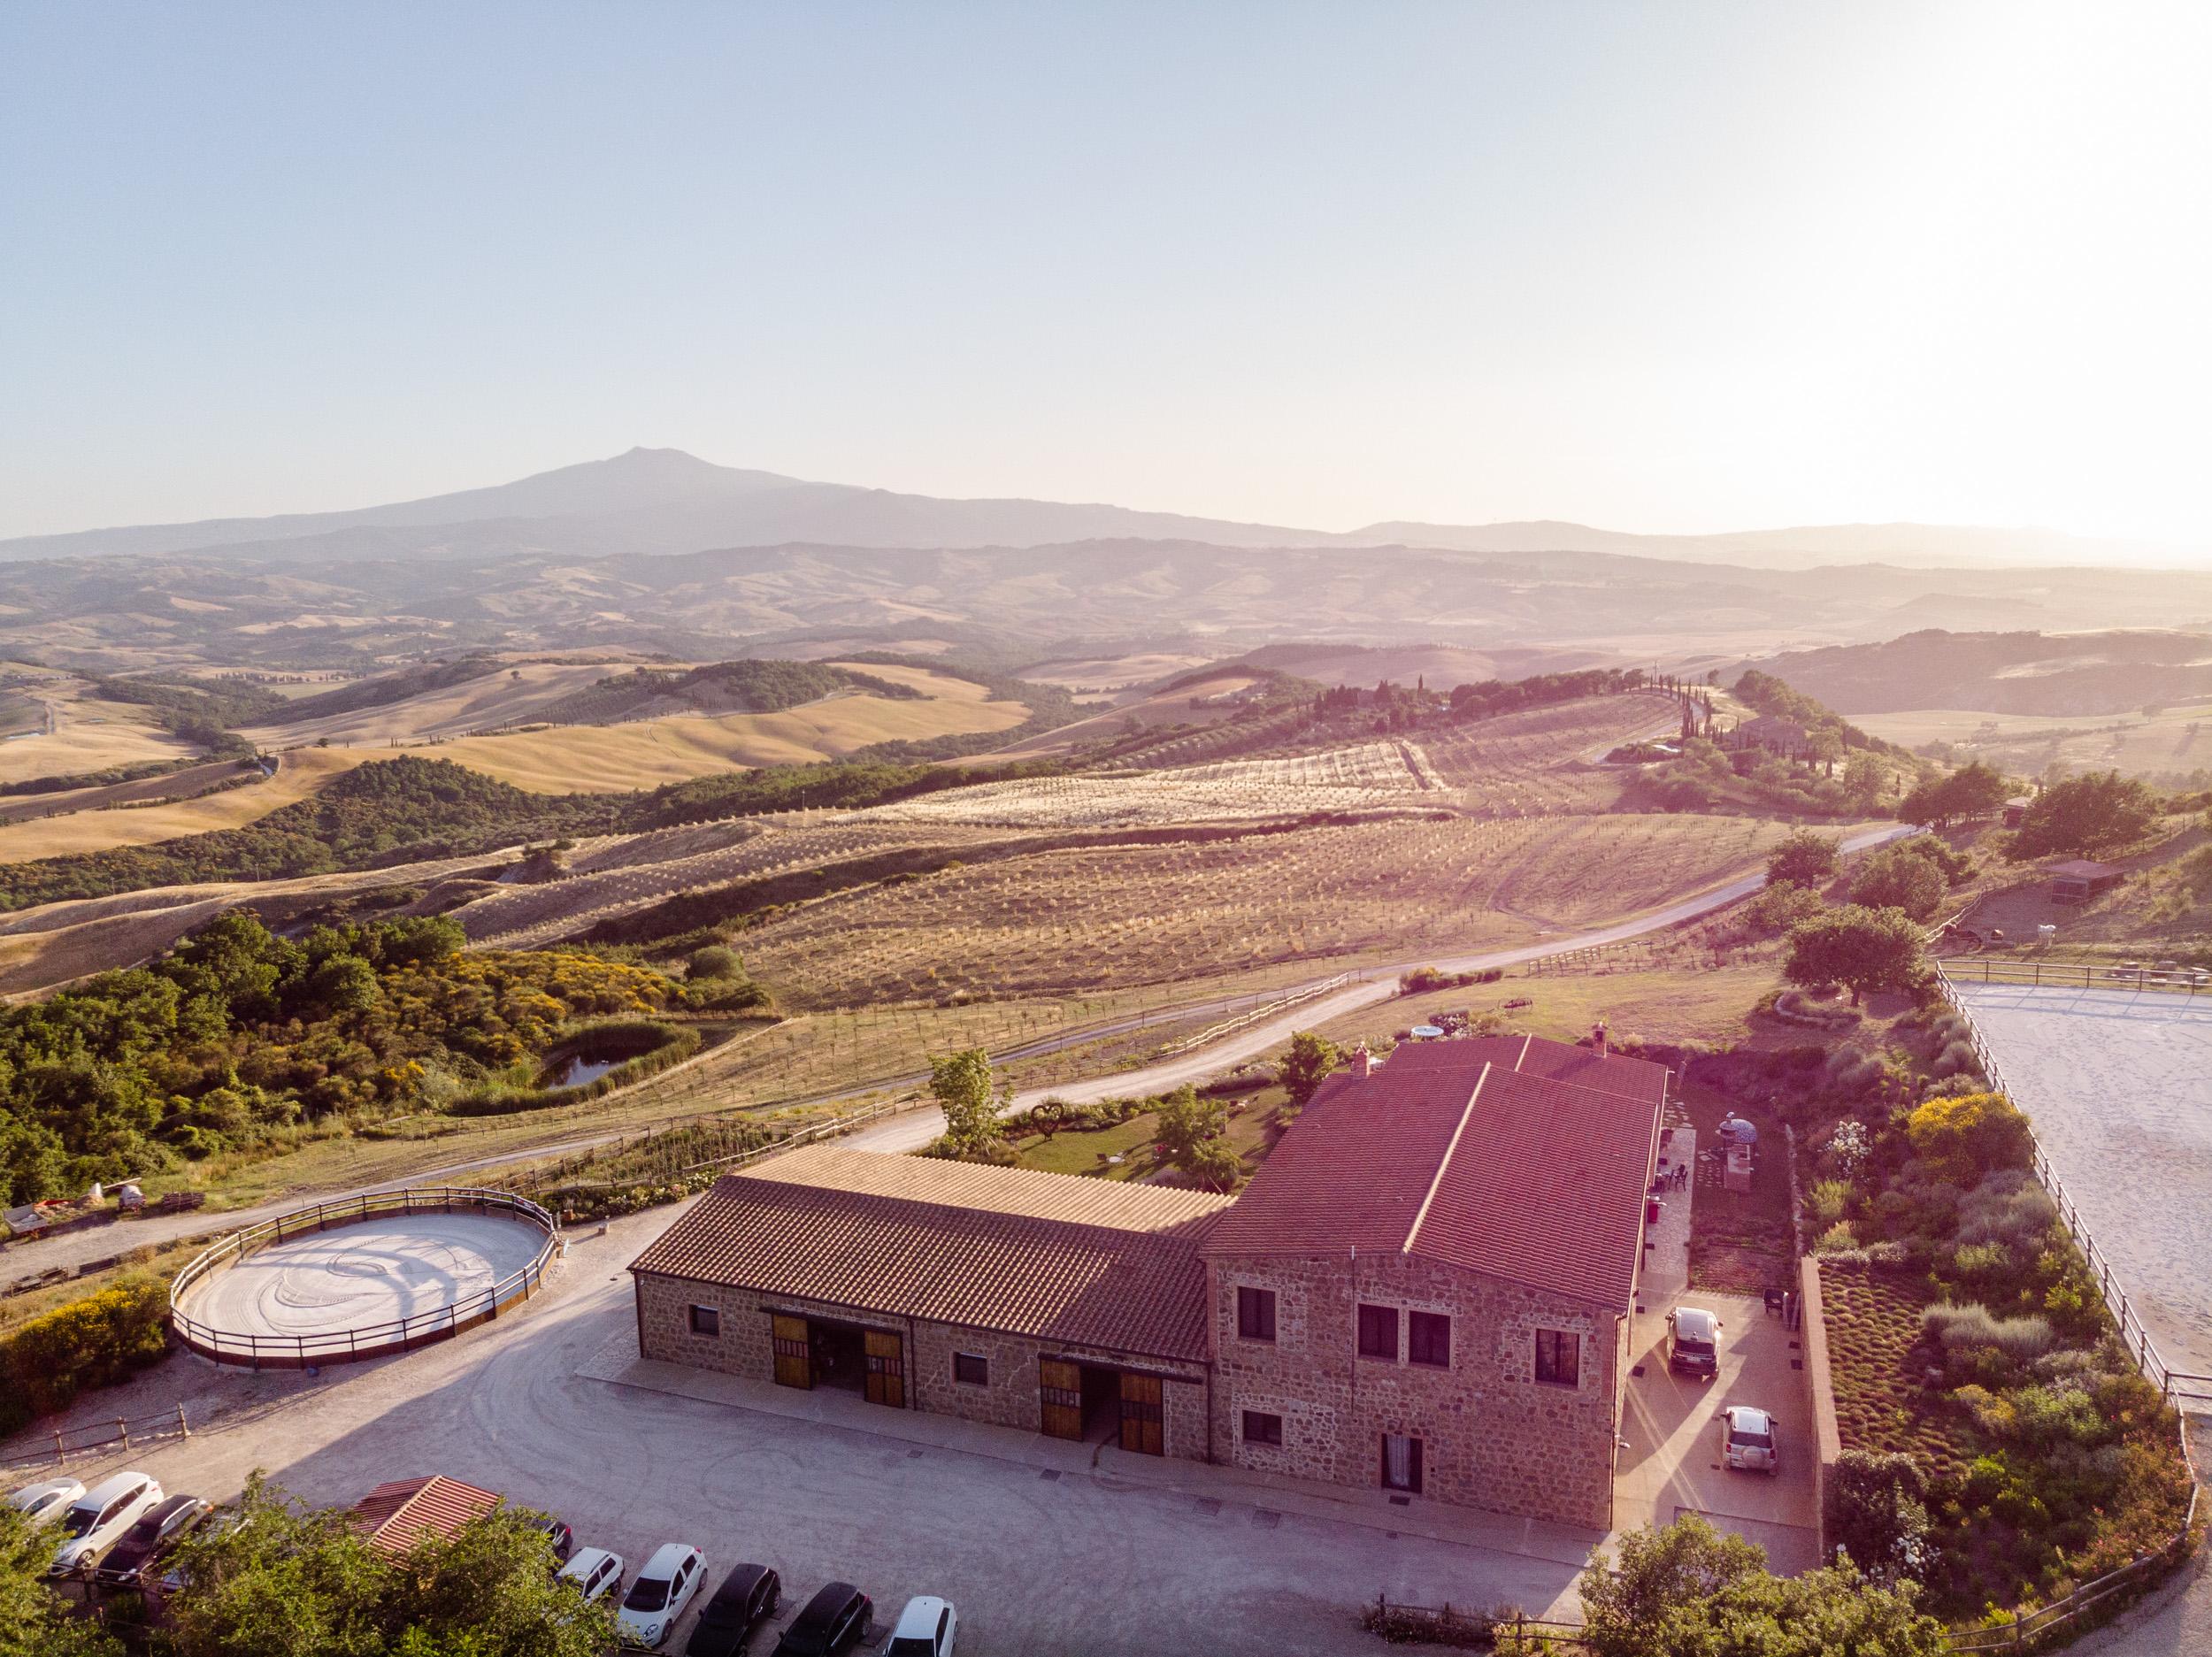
[0,1405,192,1473]
[1943,955,2210,997]
[169,1188,559,1369]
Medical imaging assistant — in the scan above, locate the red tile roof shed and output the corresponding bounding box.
[1202,1038,1662,1309]
[350,1476,503,1557]
[631,1165,1219,1362]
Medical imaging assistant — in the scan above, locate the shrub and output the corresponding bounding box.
[1809,1180,1851,1225]
[1905,1093,2033,1185]
[1814,1221,1860,1254]
[1826,1449,1932,1583]
[687,944,741,981]
[0,1275,171,1432]
[1924,1302,2056,1363]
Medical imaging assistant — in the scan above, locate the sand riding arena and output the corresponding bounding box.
[170,1189,561,1368]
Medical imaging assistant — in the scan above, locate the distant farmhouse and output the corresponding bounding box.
[629,1034,1666,1529]
[1730,713,1810,757]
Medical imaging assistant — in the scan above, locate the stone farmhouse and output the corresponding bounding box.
[628,1032,1667,1528]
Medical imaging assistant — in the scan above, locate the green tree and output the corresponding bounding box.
[1767,830,1841,890]
[927,1048,1010,1157]
[1784,905,1927,1005]
[1183,1139,1244,1193]
[1824,1450,1932,1584]
[1280,1031,1340,1106]
[1579,1514,1945,1657]
[1850,844,1947,922]
[162,1475,614,1657]
[0,1505,122,1657]
[1900,760,2011,828]
[2011,770,2160,857]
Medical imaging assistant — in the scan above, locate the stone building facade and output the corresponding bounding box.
[629,1033,1663,1528]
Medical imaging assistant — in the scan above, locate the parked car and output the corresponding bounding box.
[157,1505,253,1596]
[1666,1306,1722,1377]
[558,1546,626,1604]
[772,1582,872,1657]
[1719,1404,1779,1474]
[9,1477,85,1527]
[48,1472,165,1577]
[618,1543,706,1649]
[686,1562,782,1655]
[93,1493,213,1589]
[882,1595,957,1657]
[531,1514,576,1566]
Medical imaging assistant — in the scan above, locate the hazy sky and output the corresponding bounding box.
[4,2,2208,547]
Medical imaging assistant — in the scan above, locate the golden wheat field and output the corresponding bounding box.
[0,679,199,785]
[426,688,1030,793]
[0,745,374,863]
[740,810,1791,1007]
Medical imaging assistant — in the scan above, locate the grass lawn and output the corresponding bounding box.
[1011,1086,1291,1189]
[1309,964,1773,1058]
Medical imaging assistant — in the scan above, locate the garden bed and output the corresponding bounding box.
[1818,1261,1981,1484]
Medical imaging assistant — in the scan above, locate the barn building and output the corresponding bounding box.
[628,1033,1666,1528]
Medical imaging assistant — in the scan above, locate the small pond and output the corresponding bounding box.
[538,1030,665,1090]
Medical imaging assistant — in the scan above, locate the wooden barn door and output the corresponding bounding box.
[771,1315,811,1390]
[1040,1358,1083,1439]
[1118,1372,1164,1455]
[864,1329,905,1408]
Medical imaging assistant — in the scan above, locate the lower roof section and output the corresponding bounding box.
[630,1146,1228,1363]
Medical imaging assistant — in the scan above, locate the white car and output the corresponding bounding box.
[617,1542,704,1648]
[9,1477,85,1526]
[1720,1404,1779,1473]
[48,1471,165,1576]
[884,1595,958,1656]
[559,1546,626,1604]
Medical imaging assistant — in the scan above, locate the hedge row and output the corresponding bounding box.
[0,1275,172,1434]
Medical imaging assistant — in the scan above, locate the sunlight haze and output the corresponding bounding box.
[3,1,2208,550]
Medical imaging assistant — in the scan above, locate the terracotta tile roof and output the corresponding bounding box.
[1386,1032,1670,1106]
[629,1150,1228,1362]
[350,1476,503,1557]
[1202,1036,1661,1309]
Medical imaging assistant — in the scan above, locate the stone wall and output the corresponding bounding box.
[1208,1253,1622,1527]
[1799,1254,1841,1558]
[633,1271,1208,1460]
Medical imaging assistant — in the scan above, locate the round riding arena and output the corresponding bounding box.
[171,1189,560,1368]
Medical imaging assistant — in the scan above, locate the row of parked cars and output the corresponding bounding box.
[11,1470,213,1589]
[543,1526,956,1655]
[15,1471,956,1656]
[1663,1304,1780,1475]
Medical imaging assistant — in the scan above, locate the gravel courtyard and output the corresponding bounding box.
[1949,982,2212,1383]
[12,1209,1588,1655]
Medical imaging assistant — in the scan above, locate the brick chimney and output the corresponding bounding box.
[1592,1020,1608,1058]
[1352,1043,1375,1078]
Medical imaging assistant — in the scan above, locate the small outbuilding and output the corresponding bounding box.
[350,1476,503,1558]
[2048,859,2123,904]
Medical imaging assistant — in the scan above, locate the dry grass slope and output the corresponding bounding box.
[0,746,372,862]
[742,811,1789,1008]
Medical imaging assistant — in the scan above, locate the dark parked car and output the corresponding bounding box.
[93,1494,212,1589]
[771,1582,871,1657]
[531,1515,575,1566]
[686,1562,782,1656]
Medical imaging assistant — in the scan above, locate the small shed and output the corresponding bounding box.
[2003,795,2034,829]
[2048,859,2123,905]
[350,1476,503,1558]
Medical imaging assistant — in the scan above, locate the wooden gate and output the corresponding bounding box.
[1118,1371,1164,1455]
[1040,1358,1083,1439]
[864,1328,905,1408]
[771,1315,811,1390]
